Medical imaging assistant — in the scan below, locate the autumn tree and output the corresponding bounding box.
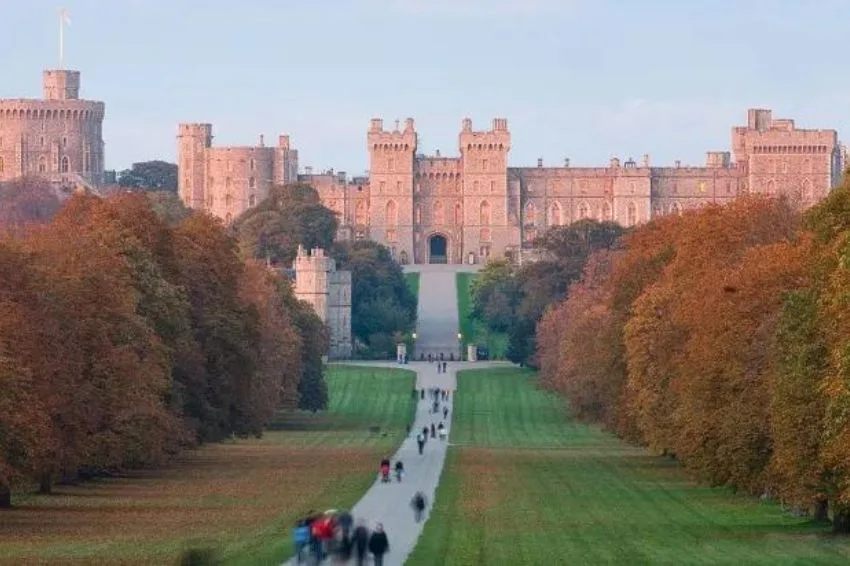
[0,177,62,234]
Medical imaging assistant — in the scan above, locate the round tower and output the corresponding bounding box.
[0,69,105,187]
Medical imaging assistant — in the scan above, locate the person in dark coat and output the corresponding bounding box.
[352,519,370,566]
[368,523,390,566]
[430,423,436,438]
[411,491,427,522]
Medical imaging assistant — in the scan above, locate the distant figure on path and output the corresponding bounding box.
[292,517,310,564]
[430,423,436,438]
[394,460,404,482]
[443,405,449,419]
[368,523,390,566]
[442,362,447,373]
[352,519,370,566]
[420,389,425,400]
[438,422,446,441]
[411,492,427,523]
[416,431,426,454]
[337,510,353,545]
[422,426,428,440]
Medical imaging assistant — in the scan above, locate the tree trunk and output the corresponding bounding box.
[38,472,52,495]
[833,509,850,534]
[814,499,830,524]
[0,484,10,508]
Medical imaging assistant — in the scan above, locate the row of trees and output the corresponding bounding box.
[0,181,327,507]
[470,220,624,364]
[536,185,850,531]
[234,184,416,358]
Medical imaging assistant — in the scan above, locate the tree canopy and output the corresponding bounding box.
[118,161,178,191]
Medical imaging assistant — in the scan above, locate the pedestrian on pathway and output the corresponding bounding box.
[443,406,449,419]
[411,491,427,523]
[432,400,439,414]
[352,519,370,566]
[438,422,447,441]
[337,510,353,545]
[292,517,310,564]
[442,361,447,373]
[416,431,426,455]
[422,426,428,440]
[420,389,425,400]
[368,523,390,566]
[430,423,436,438]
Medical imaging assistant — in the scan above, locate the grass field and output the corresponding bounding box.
[408,367,850,565]
[0,365,415,566]
[455,272,508,359]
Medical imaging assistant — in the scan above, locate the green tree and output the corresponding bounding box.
[118,160,178,191]
[234,183,338,266]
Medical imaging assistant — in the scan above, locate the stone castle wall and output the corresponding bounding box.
[293,246,352,360]
[0,70,105,187]
[177,125,298,224]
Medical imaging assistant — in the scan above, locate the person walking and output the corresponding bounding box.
[416,431,426,455]
[411,491,427,523]
[443,405,449,420]
[352,519,370,566]
[292,517,310,564]
[430,423,436,439]
[368,523,390,566]
[438,422,447,441]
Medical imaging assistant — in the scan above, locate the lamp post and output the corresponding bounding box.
[457,332,463,361]
[411,332,417,361]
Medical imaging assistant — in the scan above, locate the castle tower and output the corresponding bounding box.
[0,69,105,187]
[177,123,212,210]
[367,117,417,262]
[293,245,352,359]
[459,118,511,263]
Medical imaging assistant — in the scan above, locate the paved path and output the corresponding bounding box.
[405,265,479,360]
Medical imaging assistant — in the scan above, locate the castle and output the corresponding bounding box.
[292,246,352,360]
[178,109,842,264]
[0,69,105,191]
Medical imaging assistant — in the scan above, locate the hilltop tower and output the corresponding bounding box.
[293,246,352,359]
[459,118,511,263]
[367,117,417,262]
[177,123,212,209]
[0,69,105,188]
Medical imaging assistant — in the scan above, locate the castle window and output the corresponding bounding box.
[482,159,488,170]
[379,181,386,193]
[480,244,491,258]
[38,156,47,173]
[801,178,813,203]
[549,202,562,226]
[386,200,398,226]
[454,202,462,225]
[386,229,398,243]
[578,202,589,220]
[525,228,537,243]
[40,136,44,148]
[249,194,256,207]
[781,161,788,174]
[627,202,637,226]
[525,202,537,225]
[479,200,491,225]
[62,137,67,148]
[250,159,255,171]
[0,156,4,173]
[490,181,495,193]
[415,205,422,224]
[60,156,69,173]
[249,177,255,189]
[396,181,402,192]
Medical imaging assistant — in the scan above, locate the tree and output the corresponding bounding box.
[118,160,178,191]
[470,259,520,332]
[0,177,62,234]
[234,183,338,266]
[331,240,417,358]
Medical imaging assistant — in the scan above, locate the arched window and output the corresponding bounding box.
[578,202,589,220]
[386,199,398,225]
[249,159,255,171]
[454,202,462,225]
[549,202,562,226]
[38,156,46,173]
[60,156,69,173]
[249,177,255,189]
[601,202,612,221]
[479,200,491,225]
[434,201,444,224]
[355,201,368,225]
[525,202,536,225]
[627,202,637,226]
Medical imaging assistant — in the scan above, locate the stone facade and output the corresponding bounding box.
[180,108,841,264]
[0,69,106,189]
[293,245,352,360]
[177,125,298,224]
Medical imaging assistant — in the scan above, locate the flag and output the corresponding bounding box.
[60,9,71,26]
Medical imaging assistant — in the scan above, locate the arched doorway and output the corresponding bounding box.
[429,234,448,264]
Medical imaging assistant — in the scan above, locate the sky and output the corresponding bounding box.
[1,0,847,174]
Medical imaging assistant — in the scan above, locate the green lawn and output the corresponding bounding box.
[0,365,415,566]
[455,272,508,359]
[408,367,850,565]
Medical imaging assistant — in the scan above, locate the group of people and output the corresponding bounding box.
[293,510,389,565]
[379,458,404,483]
